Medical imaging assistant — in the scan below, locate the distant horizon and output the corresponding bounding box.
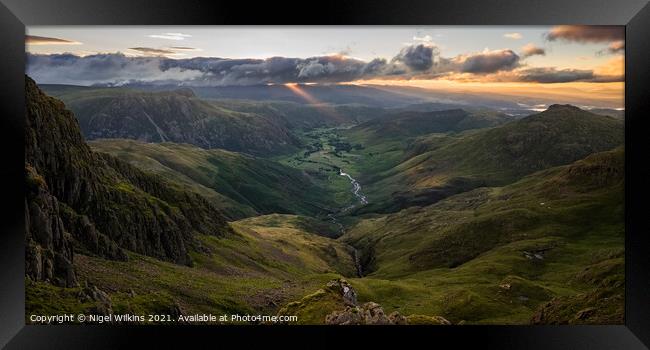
[29,79,624,110]
[26,26,625,109]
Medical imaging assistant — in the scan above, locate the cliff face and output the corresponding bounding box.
[25,165,77,287]
[25,76,232,286]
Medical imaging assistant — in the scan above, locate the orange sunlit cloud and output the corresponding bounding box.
[26,35,82,45]
[594,56,624,77]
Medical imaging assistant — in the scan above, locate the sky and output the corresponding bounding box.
[25,26,625,108]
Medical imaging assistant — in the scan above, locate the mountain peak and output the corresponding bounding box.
[546,104,583,112]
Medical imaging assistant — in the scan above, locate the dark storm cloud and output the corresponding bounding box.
[459,50,520,74]
[516,67,622,83]
[391,44,437,71]
[546,25,624,43]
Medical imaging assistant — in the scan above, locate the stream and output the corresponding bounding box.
[339,169,368,206]
[327,168,368,277]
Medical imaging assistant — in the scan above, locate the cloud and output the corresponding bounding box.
[597,40,625,55]
[517,67,594,83]
[594,56,624,77]
[26,53,202,86]
[25,42,620,86]
[546,25,624,43]
[504,33,523,40]
[520,43,546,58]
[456,49,520,74]
[516,67,622,83]
[157,54,378,85]
[392,44,438,71]
[129,47,175,55]
[148,33,192,41]
[25,35,81,45]
[607,40,625,53]
[169,46,202,51]
[413,34,434,42]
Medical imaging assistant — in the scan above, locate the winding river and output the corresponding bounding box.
[327,168,368,277]
[339,169,368,206]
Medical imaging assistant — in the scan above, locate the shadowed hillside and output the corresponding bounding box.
[25,76,233,286]
[355,105,624,213]
[353,108,515,138]
[89,139,342,220]
[339,148,624,324]
[39,85,302,156]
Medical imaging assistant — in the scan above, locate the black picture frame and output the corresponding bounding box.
[1,0,648,348]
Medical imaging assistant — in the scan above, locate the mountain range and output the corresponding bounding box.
[25,76,625,325]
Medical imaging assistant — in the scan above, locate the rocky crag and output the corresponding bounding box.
[25,75,232,287]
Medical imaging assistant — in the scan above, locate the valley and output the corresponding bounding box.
[25,79,625,325]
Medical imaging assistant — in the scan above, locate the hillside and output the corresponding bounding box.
[27,214,359,320]
[26,78,366,320]
[209,99,386,129]
[25,75,233,289]
[189,84,425,107]
[39,85,302,156]
[89,139,342,220]
[352,108,514,139]
[355,105,624,213]
[339,147,624,324]
[24,76,625,325]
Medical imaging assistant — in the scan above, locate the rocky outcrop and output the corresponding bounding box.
[530,285,624,325]
[80,284,114,315]
[25,165,76,287]
[25,164,127,287]
[326,279,357,306]
[281,278,450,325]
[25,75,233,280]
[323,279,451,325]
[326,302,403,325]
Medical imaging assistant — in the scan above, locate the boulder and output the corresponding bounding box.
[326,278,358,306]
[326,302,402,325]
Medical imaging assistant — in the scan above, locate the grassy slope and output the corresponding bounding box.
[353,108,514,139]
[25,85,625,325]
[274,127,367,209]
[207,99,386,129]
[338,148,624,324]
[344,105,624,214]
[90,139,342,220]
[26,214,356,322]
[25,136,625,326]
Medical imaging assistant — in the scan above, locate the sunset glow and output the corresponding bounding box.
[26,26,625,108]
